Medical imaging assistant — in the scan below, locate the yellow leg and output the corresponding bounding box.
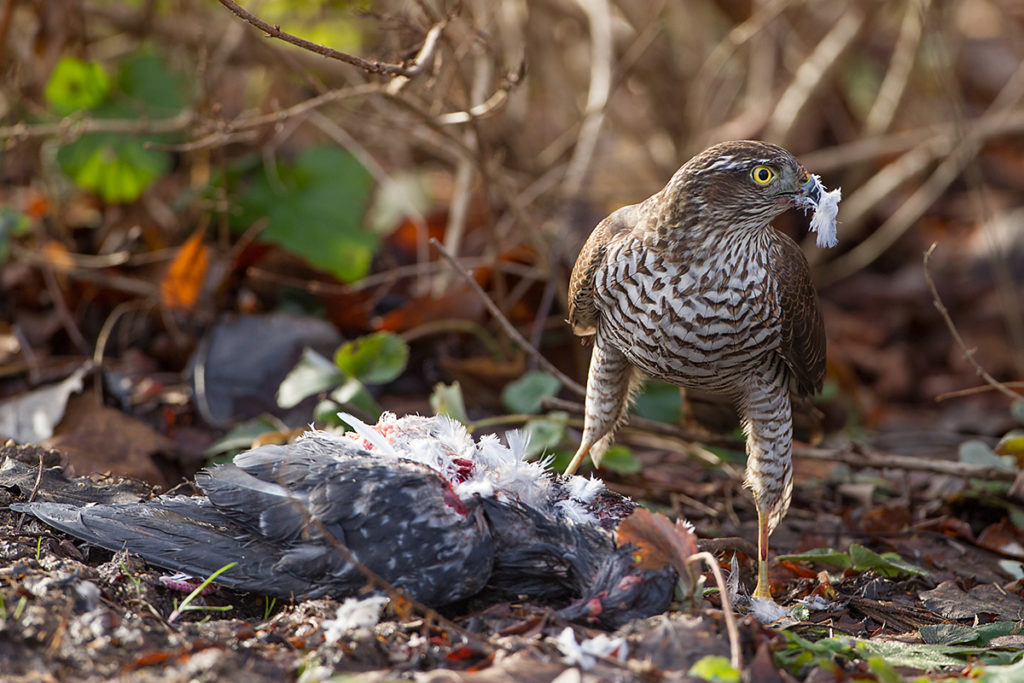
[564,442,591,475]
[752,506,773,599]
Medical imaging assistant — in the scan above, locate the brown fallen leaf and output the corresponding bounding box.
[161,230,210,311]
[615,506,697,576]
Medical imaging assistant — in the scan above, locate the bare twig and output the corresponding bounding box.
[935,381,1024,402]
[431,238,587,396]
[543,395,1018,483]
[863,0,929,137]
[689,551,742,672]
[766,9,865,143]
[216,0,444,77]
[0,85,384,144]
[561,0,614,201]
[0,109,195,143]
[794,443,1016,482]
[922,243,1023,404]
[14,450,47,535]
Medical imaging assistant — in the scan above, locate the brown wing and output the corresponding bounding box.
[770,234,826,397]
[567,204,639,337]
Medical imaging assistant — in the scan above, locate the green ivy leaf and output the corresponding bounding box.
[921,622,1024,647]
[203,416,282,462]
[276,348,345,409]
[776,547,852,570]
[959,439,1014,470]
[687,655,740,683]
[116,51,187,116]
[329,377,381,419]
[599,444,642,474]
[523,412,567,458]
[234,146,376,282]
[45,57,111,113]
[334,331,409,385]
[501,371,560,414]
[56,133,169,203]
[632,382,682,424]
[849,544,928,578]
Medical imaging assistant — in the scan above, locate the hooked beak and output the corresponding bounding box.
[797,169,820,204]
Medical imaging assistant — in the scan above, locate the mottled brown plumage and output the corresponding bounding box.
[564,140,828,598]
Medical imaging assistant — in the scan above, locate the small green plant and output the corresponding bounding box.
[264,596,277,620]
[44,51,187,203]
[35,536,42,562]
[777,544,928,579]
[277,331,409,422]
[168,562,236,623]
[120,560,144,594]
[12,595,27,620]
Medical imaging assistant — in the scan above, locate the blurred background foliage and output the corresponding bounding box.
[1,0,1023,486]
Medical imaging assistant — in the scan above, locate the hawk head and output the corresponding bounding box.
[667,140,820,232]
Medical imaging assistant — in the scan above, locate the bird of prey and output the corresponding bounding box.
[14,413,674,628]
[564,140,841,599]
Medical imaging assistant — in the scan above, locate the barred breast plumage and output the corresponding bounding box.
[564,140,827,599]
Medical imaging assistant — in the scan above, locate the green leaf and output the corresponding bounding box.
[777,547,852,570]
[921,622,1024,647]
[329,377,381,419]
[313,399,346,426]
[979,657,1024,682]
[45,57,111,113]
[688,655,740,683]
[599,445,642,474]
[1012,401,1024,425]
[234,146,376,282]
[204,416,282,461]
[116,51,187,116]
[867,656,906,683]
[523,412,568,458]
[852,639,966,670]
[959,440,1014,470]
[276,348,345,409]
[501,371,560,414]
[56,133,169,203]
[333,331,409,385]
[995,431,1024,457]
[632,382,682,424]
[849,544,928,578]
[431,381,469,424]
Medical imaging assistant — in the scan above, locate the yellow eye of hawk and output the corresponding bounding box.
[751,165,776,185]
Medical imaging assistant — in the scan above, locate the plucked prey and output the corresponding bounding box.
[564,140,840,598]
[13,413,674,627]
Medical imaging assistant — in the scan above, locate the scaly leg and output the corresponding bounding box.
[740,359,794,599]
[565,340,638,475]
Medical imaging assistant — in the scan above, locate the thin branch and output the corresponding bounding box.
[216,0,444,77]
[794,443,1016,483]
[561,0,614,200]
[935,381,1024,403]
[543,395,1019,483]
[0,109,195,143]
[0,85,384,144]
[922,243,1023,404]
[766,9,865,143]
[863,0,929,136]
[431,238,587,397]
[689,552,742,672]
